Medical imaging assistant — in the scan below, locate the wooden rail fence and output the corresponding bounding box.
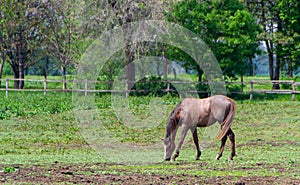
[1,78,300,100]
[249,80,300,101]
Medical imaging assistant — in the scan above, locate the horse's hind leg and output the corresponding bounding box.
[192,128,201,160]
[215,133,228,160]
[227,128,235,160]
[215,128,235,160]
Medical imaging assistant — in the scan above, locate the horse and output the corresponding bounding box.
[163,95,236,161]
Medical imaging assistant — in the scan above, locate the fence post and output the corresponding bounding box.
[44,78,47,96]
[5,78,8,98]
[292,82,295,101]
[85,79,88,96]
[250,81,254,100]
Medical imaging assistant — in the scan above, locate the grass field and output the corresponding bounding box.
[0,91,299,184]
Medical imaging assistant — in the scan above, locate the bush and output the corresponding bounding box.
[130,76,179,97]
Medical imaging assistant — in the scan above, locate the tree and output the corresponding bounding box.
[0,6,6,86]
[167,0,261,82]
[79,0,169,91]
[0,0,47,89]
[246,0,300,88]
[277,0,300,77]
[246,0,282,88]
[39,0,81,90]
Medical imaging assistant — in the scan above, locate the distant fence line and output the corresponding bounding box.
[250,80,300,101]
[1,78,300,100]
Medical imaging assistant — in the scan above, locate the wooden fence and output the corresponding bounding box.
[1,78,300,100]
[249,80,300,101]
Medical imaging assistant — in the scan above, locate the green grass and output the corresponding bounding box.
[0,92,299,182]
[0,91,72,119]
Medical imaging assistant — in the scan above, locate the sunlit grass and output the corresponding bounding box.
[0,92,299,180]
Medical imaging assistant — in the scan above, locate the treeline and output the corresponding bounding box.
[0,0,299,89]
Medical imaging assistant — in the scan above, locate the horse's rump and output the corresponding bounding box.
[215,97,236,140]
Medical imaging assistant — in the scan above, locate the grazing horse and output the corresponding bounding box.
[163,95,236,161]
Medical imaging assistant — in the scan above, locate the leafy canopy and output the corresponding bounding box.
[167,0,261,79]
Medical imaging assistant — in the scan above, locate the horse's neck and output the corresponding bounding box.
[169,125,179,142]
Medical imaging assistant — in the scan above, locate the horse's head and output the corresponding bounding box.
[164,101,182,161]
[163,137,175,161]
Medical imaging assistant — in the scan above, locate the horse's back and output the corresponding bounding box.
[180,95,234,127]
[180,97,212,127]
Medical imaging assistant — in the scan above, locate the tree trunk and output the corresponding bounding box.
[12,65,20,89]
[43,56,49,80]
[162,45,168,80]
[273,15,283,90]
[0,25,4,87]
[125,45,135,93]
[17,25,25,89]
[273,57,280,89]
[0,57,4,87]
[287,60,293,78]
[249,58,255,76]
[173,68,177,80]
[61,65,67,91]
[126,62,135,89]
[265,39,274,81]
[241,74,244,92]
[196,65,203,85]
[19,57,25,89]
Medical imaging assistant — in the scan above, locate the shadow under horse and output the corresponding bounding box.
[163,95,236,161]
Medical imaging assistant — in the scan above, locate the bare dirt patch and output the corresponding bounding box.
[1,162,299,184]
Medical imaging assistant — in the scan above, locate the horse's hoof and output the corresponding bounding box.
[164,158,171,161]
[228,154,235,160]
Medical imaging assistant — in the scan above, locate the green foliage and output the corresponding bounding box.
[0,92,72,120]
[167,0,261,78]
[130,76,179,97]
[277,0,300,73]
[226,83,244,93]
[2,166,18,173]
[2,62,13,76]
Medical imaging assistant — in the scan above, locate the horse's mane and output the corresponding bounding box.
[165,101,182,139]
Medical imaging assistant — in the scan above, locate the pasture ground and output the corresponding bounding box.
[1,162,298,184]
[0,92,299,184]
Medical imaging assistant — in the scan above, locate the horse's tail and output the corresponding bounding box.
[216,97,236,140]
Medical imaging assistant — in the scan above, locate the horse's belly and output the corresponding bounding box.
[196,116,217,127]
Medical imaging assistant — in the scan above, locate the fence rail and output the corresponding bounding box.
[249,80,300,101]
[1,78,300,100]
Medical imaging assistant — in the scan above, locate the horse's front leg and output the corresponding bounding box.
[192,128,201,160]
[172,125,189,161]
